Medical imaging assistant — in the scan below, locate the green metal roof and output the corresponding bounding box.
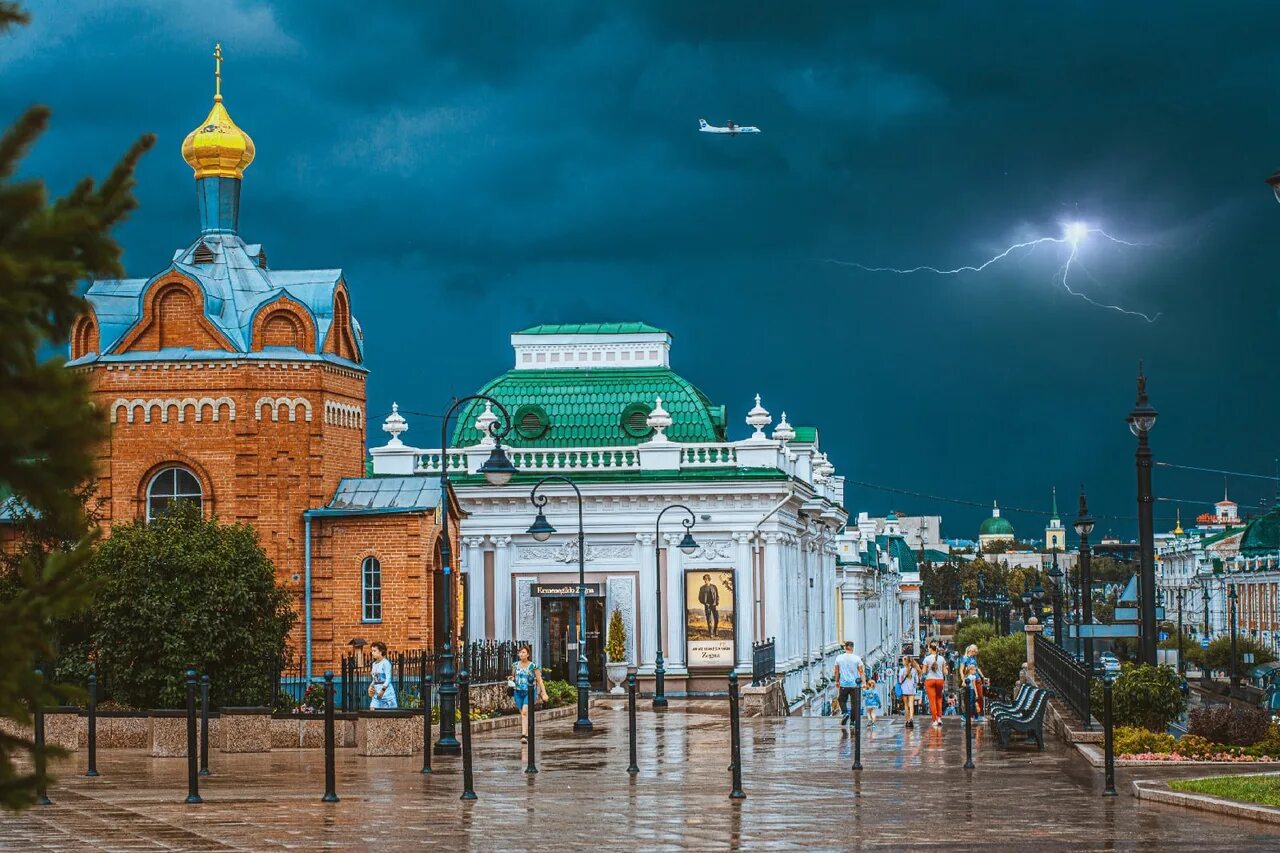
[791,426,818,444]
[1240,509,1280,557]
[514,322,667,336]
[876,534,918,573]
[451,367,727,448]
[980,515,1015,536]
[1201,527,1244,547]
[446,468,790,486]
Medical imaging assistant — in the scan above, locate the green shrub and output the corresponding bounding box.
[954,620,996,652]
[1188,704,1271,746]
[1114,725,1177,756]
[606,607,627,662]
[1090,664,1186,732]
[542,679,576,708]
[976,633,1025,690]
[1203,635,1276,673]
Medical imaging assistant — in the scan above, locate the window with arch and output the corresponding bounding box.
[362,556,382,622]
[146,467,203,522]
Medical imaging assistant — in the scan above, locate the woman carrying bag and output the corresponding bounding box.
[510,645,548,743]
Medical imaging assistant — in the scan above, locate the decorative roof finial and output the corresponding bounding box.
[213,42,223,102]
[646,395,672,441]
[773,410,795,444]
[746,393,771,439]
[382,402,407,446]
[1174,508,1184,536]
[474,400,498,447]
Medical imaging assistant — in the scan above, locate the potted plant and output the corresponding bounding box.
[605,607,629,695]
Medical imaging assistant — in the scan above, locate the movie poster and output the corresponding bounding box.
[684,569,736,668]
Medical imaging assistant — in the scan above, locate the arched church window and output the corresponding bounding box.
[362,557,382,622]
[146,467,203,522]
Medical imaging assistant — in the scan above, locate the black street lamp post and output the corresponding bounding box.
[652,505,699,710]
[1075,488,1096,666]
[1202,578,1211,640]
[1047,553,1063,648]
[1229,582,1240,689]
[1127,367,1159,666]
[1176,588,1185,676]
[435,396,517,755]
[527,475,593,731]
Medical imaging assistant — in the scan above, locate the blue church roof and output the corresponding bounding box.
[73,233,363,368]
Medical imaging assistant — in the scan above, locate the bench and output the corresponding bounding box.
[991,686,1052,750]
[987,683,1033,717]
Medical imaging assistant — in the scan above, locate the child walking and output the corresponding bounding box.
[863,679,882,725]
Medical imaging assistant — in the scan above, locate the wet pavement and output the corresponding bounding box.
[3,704,1278,851]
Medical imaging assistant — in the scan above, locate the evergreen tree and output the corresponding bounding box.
[0,2,153,810]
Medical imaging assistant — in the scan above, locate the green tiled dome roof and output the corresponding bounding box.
[1240,508,1280,557]
[451,367,727,448]
[980,515,1015,536]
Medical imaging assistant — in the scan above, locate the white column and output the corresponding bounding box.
[665,536,685,670]
[763,533,784,651]
[464,537,485,641]
[493,536,514,640]
[734,532,754,671]
[636,533,657,671]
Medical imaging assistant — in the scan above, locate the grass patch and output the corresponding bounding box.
[1169,775,1280,807]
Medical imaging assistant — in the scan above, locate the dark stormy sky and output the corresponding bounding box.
[8,1,1280,541]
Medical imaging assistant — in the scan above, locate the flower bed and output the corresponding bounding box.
[1116,724,1280,763]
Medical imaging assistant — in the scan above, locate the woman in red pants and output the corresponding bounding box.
[921,642,948,728]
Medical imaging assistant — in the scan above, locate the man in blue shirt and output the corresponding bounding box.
[832,641,866,726]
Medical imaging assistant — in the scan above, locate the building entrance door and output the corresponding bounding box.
[541,596,605,687]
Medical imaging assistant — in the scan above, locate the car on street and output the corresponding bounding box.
[1099,652,1122,676]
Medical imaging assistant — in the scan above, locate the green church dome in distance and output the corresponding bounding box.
[979,502,1015,537]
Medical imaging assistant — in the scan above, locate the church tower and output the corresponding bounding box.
[67,45,368,647]
[1044,487,1065,551]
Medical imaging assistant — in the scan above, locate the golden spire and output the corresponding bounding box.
[181,42,255,180]
[1173,508,1184,536]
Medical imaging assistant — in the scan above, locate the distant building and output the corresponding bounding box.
[1044,488,1067,551]
[978,501,1016,550]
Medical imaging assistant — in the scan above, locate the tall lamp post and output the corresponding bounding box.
[1176,588,1185,676]
[1201,577,1211,641]
[1047,553,1064,648]
[1127,367,1159,666]
[527,475,593,731]
[1229,582,1240,689]
[1075,488,1096,667]
[435,396,517,755]
[652,505,699,709]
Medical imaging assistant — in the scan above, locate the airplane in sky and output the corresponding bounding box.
[699,118,760,134]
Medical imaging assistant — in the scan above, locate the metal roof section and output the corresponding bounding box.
[308,477,446,517]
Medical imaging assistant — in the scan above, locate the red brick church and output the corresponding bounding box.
[63,47,455,675]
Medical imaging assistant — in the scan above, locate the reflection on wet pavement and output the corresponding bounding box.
[2,704,1277,850]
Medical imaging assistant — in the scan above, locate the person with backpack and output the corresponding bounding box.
[897,655,921,729]
[922,642,949,728]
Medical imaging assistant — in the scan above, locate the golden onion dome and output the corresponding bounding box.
[181,43,255,180]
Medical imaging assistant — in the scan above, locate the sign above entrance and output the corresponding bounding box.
[532,583,603,598]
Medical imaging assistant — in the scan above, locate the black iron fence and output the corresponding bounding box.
[1034,633,1092,730]
[338,641,527,712]
[751,638,777,686]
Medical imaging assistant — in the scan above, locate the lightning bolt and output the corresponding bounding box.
[825,224,1160,323]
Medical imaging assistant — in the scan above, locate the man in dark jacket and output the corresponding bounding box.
[698,574,720,636]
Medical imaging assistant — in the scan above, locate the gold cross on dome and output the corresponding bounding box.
[213,42,223,100]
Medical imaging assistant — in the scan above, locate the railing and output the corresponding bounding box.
[1033,633,1092,730]
[752,638,777,686]
[338,641,528,712]
[414,451,468,474]
[682,444,738,466]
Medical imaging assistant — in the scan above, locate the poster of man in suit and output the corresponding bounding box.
[685,569,735,667]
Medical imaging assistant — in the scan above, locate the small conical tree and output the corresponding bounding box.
[606,608,627,662]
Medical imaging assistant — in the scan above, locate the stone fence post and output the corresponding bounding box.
[1024,618,1042,682]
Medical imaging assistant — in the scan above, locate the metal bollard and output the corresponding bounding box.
[184,669,202,803]
[86,671,99,778]
[421,673,433,775]
[852,684,862,771]
[1102,674,1117,797]
[963,677,975,770]
[526,677,538,775]
[627,669,639,775]
[728,671,745,800]
[322,672,338,802]
[460,669,477,800]
[34,667,51,805]
[199,674,210,777]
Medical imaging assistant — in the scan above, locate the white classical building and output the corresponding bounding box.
[371,323,848,702]
[836,511,916,672]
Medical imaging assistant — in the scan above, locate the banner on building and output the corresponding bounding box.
[684,569,736,668]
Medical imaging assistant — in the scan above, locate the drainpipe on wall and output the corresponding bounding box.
[304,513,313,679]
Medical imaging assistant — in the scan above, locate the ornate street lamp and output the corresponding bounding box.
[527,475,593,731]
[1176,588,1185,676]
[1268,169,1280,204]
[434,396,514,755]
[1127,366,1159,665]
[1047,553,1064,648]
[652,504,698,709]
[1229,582,1240,689]
[1075,487,1096,666]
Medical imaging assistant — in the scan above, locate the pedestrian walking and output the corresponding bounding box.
[510,645,548,743]
[368,642,397,709]
[897,655,921,729]
[922,642,948,728]
[863,679,881,725]
[832,641,865,726]
[960,644,986,721]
